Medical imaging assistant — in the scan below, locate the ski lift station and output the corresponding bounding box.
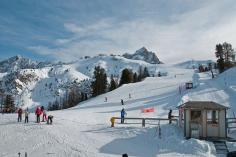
[178,101,228,139]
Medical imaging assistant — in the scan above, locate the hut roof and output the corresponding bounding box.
[177,101,228,110]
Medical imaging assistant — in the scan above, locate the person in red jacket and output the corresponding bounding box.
[17,108,23,122]
[35,106,42,123]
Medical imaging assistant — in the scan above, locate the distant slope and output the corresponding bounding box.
[74,55,164,78]
[175,60,214,69]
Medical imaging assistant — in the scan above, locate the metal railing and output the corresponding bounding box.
[111,117,178,127]
[227,118,236,132]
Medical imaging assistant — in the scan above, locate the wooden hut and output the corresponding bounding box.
[177,101,228,139]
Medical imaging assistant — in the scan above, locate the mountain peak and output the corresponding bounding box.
[123,47,162,64]
[136,47,148,53]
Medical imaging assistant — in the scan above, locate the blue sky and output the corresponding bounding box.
[0,0,236,63]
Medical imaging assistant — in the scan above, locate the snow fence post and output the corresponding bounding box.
[142,118,145,127]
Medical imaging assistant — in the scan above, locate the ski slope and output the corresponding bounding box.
[1,66,236,157]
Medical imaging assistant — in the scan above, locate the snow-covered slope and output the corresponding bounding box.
[0,66,218,157]
[0,64,89,108]
[75,55,163,78]
[0,54,166,109]
[176,60,214,69]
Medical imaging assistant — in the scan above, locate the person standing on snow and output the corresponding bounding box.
[35,106,42,123]
[24,108,29,123]
[168,109,173,124]
[121,99,124,105]
[42,109,47,122]
[17,108,23,122]
[41,106,44,113]
[121,108,127,124]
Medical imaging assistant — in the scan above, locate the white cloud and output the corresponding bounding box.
[30,1,236,63]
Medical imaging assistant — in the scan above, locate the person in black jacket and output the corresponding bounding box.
[168,109,172,124]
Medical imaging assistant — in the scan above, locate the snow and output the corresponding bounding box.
[0,65,222,157]
[0,55,167,109]
[1,58,236,157]
[0,72,8,79]
[75,55,162,78]
[175,60,214,69]
[14,65,89,109]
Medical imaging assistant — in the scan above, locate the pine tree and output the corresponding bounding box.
[133,72,138,83]
[138,66,144,81]
[143,67,150,78]
[109,75,118,91]
[4,95,15,113]
[91,66,108,97]
[222,42,235,69]
[215,44,225,73]
[215,42,235,73]
[119,68,133,86]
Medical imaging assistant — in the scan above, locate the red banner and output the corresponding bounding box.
[141,107,155,113]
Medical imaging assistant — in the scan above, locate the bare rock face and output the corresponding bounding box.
[123,47,162,64]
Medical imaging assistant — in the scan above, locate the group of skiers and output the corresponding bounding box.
[17,108,29,123]
[17,106,53,124]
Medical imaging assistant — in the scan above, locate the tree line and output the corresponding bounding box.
[215,42,236,73]
[91,66,150,97]
[0,94,16,113]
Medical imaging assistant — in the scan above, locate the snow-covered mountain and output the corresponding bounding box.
[0,55,38,73]
[0,64,90,108]
[123,47,162,64]
[74,54,164,78]
[0,50,164,108]
[0,55,68,73]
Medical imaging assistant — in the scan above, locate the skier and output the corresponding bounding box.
[129,93,131,99]
[41,106,44,113]
[105,97,107,102]
[168,109,173,124]
[121,108,126,124]
[121,99,124,105]
[42,109,47,122]
[24,108,29,123]
[35,106,42,123]
[17,108,23,122]
[47,115,53,125]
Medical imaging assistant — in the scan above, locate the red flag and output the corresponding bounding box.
[141,107,155,113]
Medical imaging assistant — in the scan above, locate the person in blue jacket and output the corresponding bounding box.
[121,108,127,124]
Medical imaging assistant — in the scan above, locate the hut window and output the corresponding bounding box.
[207,110,218,124]
[191,110,201,121]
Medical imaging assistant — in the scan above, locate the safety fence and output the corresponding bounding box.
[111,117,178,127]
[227,118,236,133]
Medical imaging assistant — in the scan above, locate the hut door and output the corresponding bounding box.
[190,110,202,138]
[206,110,219,137]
